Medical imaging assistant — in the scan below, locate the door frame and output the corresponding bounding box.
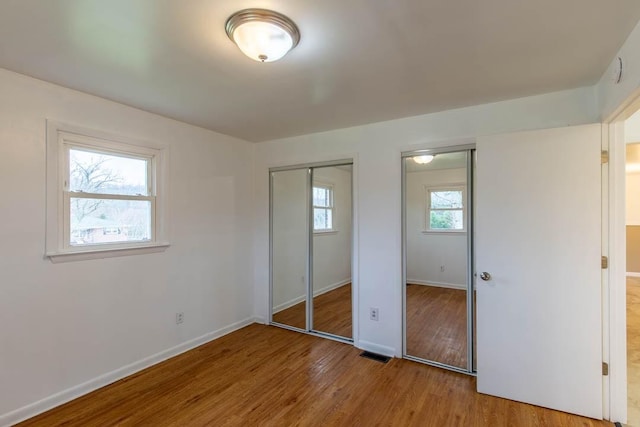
[401,144,476,375]
[269,159,357,344]
[606,92,640,423]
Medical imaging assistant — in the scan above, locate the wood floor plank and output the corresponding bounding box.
[405,284,468,368]
[17,324,611,427]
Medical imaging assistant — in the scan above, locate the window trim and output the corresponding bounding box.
[46,121,169,262]
[312,182,335,233]
[424,184,466,233]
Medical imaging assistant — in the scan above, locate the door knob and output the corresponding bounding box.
[480,272,492,281]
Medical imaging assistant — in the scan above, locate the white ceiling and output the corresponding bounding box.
[1,1,639,142]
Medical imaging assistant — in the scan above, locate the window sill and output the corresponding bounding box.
[313,230,338,235]
[421,230,467,235]
[46,242,170,263]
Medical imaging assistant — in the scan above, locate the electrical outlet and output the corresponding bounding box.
[370,308,379,321]
[176,312,184,324]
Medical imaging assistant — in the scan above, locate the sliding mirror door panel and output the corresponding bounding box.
[404,150,473,372]
[311,165,353,339]
[271,169,309,330]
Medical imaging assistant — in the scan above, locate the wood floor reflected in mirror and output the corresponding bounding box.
[313,283,352,338]
[405,283,467,369]
[272,304,306,330]
[272,283,352,339]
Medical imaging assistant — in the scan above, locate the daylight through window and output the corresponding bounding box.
[65,146,155,247]
[313,184,334,231]
[427,187,465,231]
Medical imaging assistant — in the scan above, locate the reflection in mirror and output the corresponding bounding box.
[271,169,308,330]
[473,151,477,373]
[405,151,470,369]
[312,165,353,338]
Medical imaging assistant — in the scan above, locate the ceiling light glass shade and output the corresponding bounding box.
[226,9,300,63]
[413,155,435,164]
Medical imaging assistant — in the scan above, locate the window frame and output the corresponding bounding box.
[63,141,156,249]
[46,121,169,262]
[424,184,467,233]
[312,182,335,233]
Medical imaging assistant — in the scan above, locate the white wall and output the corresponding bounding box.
[253,86,598,357]
[626,113,640,224]
[626,109,640,142]
[627,142,640,225]
[0,69,255,424]
[406,168,467,288]
[626,172,640,225]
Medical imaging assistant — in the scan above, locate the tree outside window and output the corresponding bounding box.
[427,187,465,231]
[67,147,154,246]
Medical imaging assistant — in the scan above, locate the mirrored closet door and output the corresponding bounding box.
[402,148,475,373]
[270,161,353,342]
[311,165,353,339]
[271,168,308,330]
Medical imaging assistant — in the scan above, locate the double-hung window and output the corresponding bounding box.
[46,123,167,261]
[65,145,154,247]
[313,184,334,232]
[426,186,466,232]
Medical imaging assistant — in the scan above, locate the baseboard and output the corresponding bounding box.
[357,340,396,358]
[273,295,306,314]
[406,279,466,290]
[314,278,351,297]
[272,279,351,314]
[0,316,258,427]
[626,272,640,278]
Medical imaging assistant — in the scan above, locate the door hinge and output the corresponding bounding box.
[602,151,609,164]
[601,256,608,269]
[602,362,609,376]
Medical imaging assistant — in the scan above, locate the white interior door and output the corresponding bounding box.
[476,124,603,419]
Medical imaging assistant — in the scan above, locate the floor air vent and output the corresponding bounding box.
[360,351,390,363]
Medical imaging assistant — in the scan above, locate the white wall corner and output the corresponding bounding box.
[253,316,268,325]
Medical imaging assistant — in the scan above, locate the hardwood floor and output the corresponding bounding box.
[274,283,470,367]
[18,324,611,427]
[272,283,352,338]
[405,284,468,369]
[628,277,640,426]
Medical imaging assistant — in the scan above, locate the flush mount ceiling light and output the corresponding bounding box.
[225,9,300,63]
[413,155,435,165]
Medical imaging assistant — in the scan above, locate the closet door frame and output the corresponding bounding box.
[269,159,355,344]
[401,145,476,375]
